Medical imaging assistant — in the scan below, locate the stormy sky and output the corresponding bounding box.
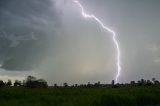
[0,0,160,85]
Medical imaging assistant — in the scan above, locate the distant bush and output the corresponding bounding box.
[0,80,5,87]
[25,76,48,88]
[14,80,22,87]
[6,80,12,87]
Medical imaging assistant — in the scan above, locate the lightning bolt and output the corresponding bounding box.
[73,0,121,83]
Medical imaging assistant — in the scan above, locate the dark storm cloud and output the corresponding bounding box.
[0,0,160,84]
[0,0,60,71]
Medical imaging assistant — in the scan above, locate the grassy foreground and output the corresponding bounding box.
[0,86,160,106]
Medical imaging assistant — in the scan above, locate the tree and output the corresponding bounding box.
[146,80,152,86]
[0,80,5,87]
[63,82,68,87]
[152,78,156,82]
[25,76,37,88]
[26,76,36,81]
[6,80,12,86]
[130,81,135,85]
[140,79,146,85]
[137,80,142,86]
[25,76,48,88]
[54,83,58,87]
[152,78,159,85]
[154,80,160,85]
[97,81,101,86]
[112,80,115,86]
[37,79,48,87]
[14,80,21,87]
[94,81,101,87]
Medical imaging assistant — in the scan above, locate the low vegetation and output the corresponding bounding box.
[0,76,159,106]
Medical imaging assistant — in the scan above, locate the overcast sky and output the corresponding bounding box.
[0,0,160,85]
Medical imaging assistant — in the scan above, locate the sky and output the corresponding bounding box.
[0,0,160,85]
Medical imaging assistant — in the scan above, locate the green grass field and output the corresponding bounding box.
[0,86,160,106]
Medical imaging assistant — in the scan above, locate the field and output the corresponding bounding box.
[0,86,160,106]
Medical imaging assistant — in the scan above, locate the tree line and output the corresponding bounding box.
[0,76,159,88]
[0,76,48,88]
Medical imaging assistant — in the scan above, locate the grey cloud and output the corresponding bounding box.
[0,0,160,85]
[0,0,60,71]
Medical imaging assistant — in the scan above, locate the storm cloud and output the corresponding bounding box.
[0,0,160,85]
[0,0,60,71]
